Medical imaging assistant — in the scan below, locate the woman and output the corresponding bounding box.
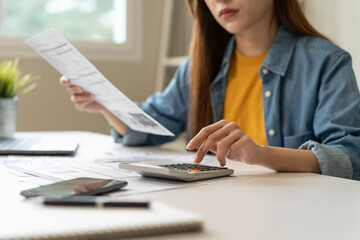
[61,0,360,180]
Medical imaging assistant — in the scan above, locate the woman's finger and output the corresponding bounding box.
[193,124,244,166]
[70,93,94,103]
[193,126,230,164]
[215,130,244,166]
[186,120,229,150]
[59,76,70,86]
[67,86,84,95]
[74,101,93,111]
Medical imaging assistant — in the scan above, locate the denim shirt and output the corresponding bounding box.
[112,26,360,180]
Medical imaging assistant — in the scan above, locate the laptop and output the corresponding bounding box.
[0,137,79,156]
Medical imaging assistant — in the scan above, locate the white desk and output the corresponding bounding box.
[1,131,360,240]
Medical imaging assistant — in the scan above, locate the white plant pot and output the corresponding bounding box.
[0,97,18,138]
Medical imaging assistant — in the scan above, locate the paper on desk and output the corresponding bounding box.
[1,156,140,186]
[1,155,247,194]
[24,28,174,136]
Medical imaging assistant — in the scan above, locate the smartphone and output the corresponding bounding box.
[20,178,127,198]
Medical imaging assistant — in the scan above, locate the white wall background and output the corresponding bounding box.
[304,0,360,87]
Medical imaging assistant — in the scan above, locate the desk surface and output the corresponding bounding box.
[1,131,360,240]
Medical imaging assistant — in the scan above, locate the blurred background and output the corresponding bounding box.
[0,0,358,135]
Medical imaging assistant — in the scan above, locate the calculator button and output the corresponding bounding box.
[159,163,228,172]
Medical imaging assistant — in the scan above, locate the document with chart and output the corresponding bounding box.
[24,29,174,136]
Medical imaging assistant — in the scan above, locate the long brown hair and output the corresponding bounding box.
[186,0,328,137]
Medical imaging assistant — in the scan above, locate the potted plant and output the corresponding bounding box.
[0,58,38,138]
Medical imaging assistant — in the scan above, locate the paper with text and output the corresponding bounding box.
[24,29,174,136]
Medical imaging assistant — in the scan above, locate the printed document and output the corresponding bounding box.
[24,29,174,136]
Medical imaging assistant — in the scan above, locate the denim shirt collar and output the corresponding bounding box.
[218,25,297,77]
[262,25,296,76]
[210,25,297,122]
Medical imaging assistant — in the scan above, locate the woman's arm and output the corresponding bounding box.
[186,119,320,173]
[60,58,191,146]
[259,146,320,173]
[60,76,128,136]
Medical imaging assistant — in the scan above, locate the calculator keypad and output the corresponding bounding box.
[158,163,228,172]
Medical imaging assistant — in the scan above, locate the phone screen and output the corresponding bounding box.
[20,178,127,198]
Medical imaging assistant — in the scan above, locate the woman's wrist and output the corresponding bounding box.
[101,109,128,136]
[255,145,271,167]
[254,145,320,174]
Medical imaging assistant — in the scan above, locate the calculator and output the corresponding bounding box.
[118,163,234,182]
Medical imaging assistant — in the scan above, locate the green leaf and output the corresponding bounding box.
[0,58,39,98]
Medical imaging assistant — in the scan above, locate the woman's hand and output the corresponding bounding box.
[186,120,320,174]
[59,76,105,113]
[186,120,262,166]
[60,76,129,136]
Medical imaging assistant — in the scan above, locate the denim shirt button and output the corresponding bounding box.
[262,68,269,75]
[265,91,272,97]
[268,129,276,136]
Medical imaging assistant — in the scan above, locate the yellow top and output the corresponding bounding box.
[223,49,268,146]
